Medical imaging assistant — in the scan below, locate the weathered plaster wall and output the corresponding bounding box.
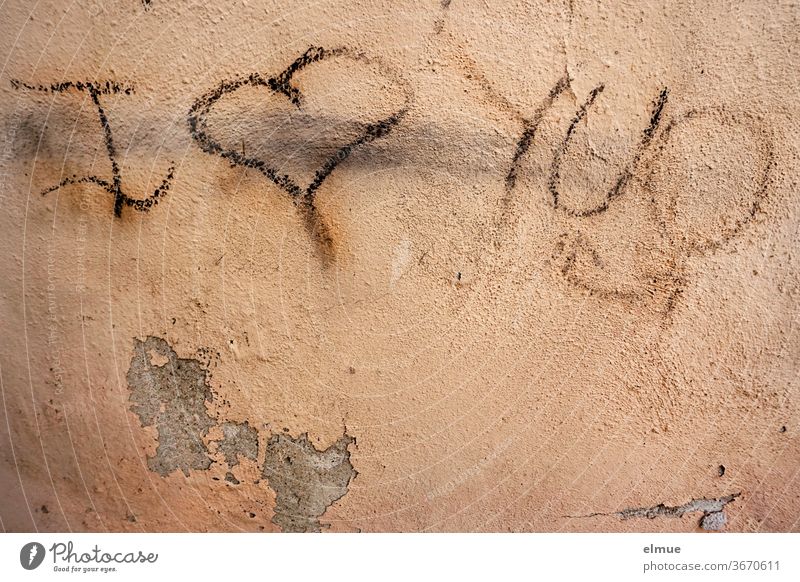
[0,0,798,532]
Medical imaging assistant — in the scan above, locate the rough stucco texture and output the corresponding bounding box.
[0,0,799,532]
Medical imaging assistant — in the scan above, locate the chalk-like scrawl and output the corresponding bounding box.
[549,85,669,217]
[187,46,409,253]
[505,74,571,191]
[11,79,175,218]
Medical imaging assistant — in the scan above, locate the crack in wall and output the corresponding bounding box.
[567,493,741,531]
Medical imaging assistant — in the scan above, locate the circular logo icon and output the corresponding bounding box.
[20,542,46,570]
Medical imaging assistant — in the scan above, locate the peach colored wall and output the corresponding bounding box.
[1,0,798,532]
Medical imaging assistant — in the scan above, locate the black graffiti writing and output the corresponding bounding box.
[187,46,409,252]
[505,74,571,192]
[11,79,175,218]
[548,85,669,217]
[10,47,772,291]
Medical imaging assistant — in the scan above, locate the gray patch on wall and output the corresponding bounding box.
[263,433,356,532]
[127,336,216,476]
[218,421,259,467]
[567,493,740,531]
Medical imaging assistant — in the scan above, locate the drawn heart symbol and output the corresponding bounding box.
[188,46,411,257]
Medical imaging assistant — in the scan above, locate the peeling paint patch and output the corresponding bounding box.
[568,493,740,530]
[217,421,259,468]
[700,510,728,531]
[127,336,216,476]
[262,433,356,532]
